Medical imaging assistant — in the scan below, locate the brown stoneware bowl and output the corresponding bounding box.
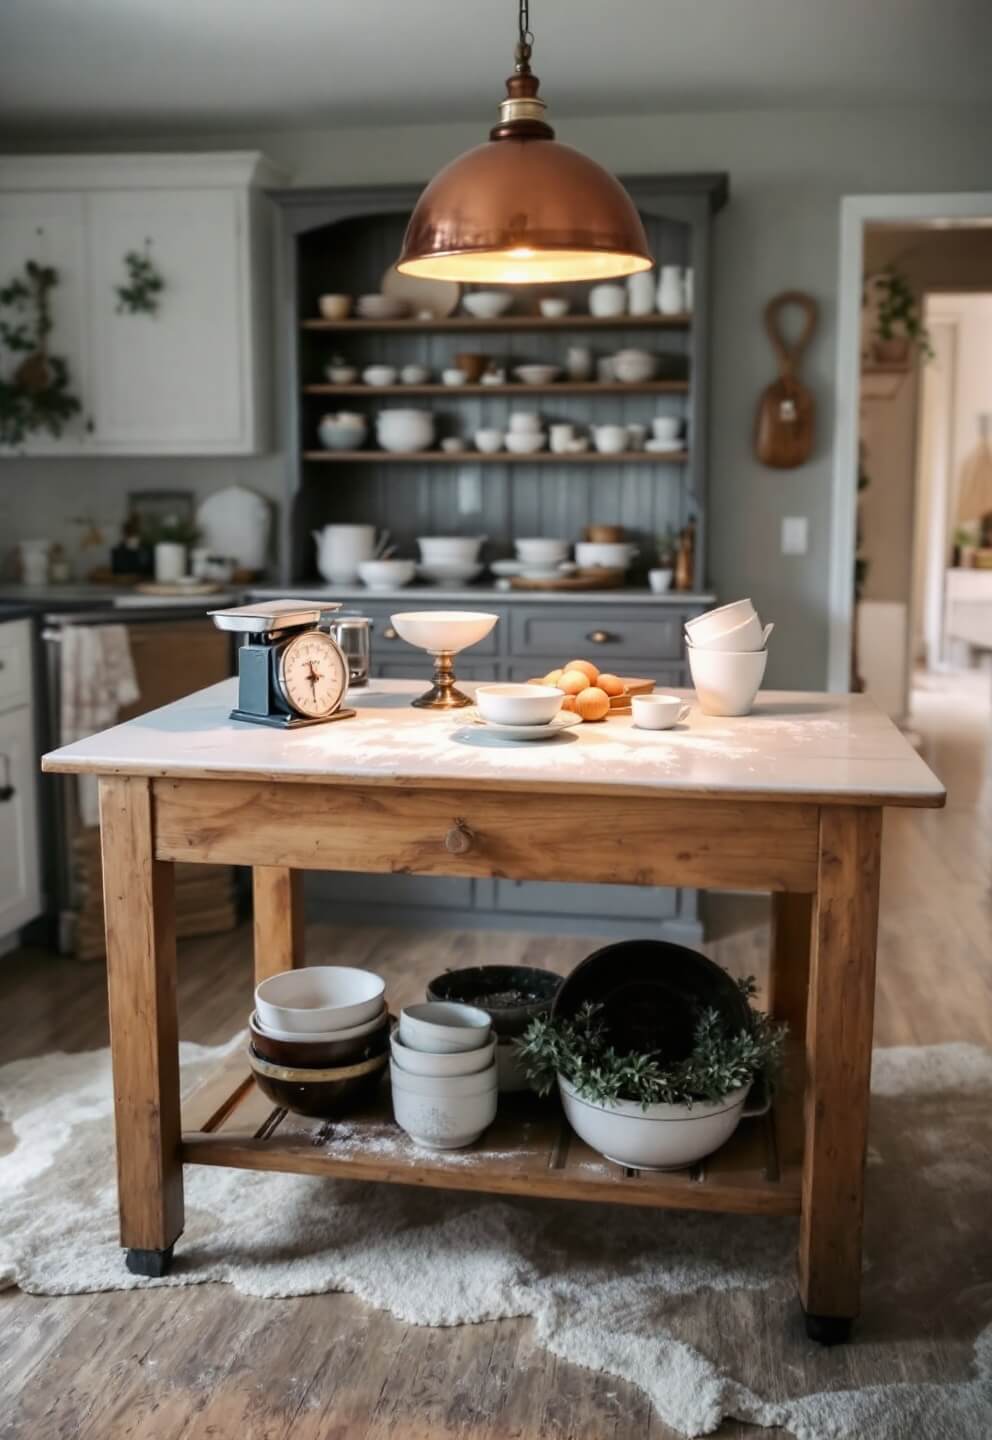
[249,1010,391,1069]
[247,1046,387,1118]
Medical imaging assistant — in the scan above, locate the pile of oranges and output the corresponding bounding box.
[529,659,626,722]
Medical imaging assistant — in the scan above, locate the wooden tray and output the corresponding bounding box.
[181,1045,803,1217]
[525,676,655,712]
[509,567,627,591]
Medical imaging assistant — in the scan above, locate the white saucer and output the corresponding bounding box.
[468,709,583,740]
[646,438,683,453]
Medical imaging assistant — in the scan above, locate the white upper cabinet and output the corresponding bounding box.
[0,153,282,456]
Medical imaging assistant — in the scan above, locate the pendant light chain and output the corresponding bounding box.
[517,0,534,68]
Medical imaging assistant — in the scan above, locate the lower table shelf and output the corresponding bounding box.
[182,1049,803,1216]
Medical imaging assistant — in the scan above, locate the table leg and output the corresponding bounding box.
[252,866,305,986]
[799,805,882,1343]
[769,892,812,1038]
[99,775,182,1278]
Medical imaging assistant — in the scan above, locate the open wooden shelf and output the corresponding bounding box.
[181,1049,802,1217]
[303,381,690,397]
[302,313,692,333]
[302,449,689,465]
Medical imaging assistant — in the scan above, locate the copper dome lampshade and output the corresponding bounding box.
[397,1,652,285]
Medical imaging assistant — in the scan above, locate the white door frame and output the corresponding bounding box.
[828,192,992,691]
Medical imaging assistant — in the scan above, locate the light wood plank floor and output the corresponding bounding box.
[1,672,989,1439]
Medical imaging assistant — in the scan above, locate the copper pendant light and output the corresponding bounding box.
[397,0,652,285]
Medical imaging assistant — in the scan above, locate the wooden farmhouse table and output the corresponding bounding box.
[43,677,944,1342]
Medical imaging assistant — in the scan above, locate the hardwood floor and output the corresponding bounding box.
[0,672,988,1439]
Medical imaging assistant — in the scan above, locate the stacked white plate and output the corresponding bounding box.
[685,600,774,716]
[391,1003,498,1148]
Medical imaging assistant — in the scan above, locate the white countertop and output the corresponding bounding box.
[43,677,945,807]
[248,585,716,606]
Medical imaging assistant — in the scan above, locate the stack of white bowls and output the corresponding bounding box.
[416,534,485,584]
[685,600,773,716]
[390,1002,498,1149]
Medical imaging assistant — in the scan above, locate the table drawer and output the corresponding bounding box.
[509,606,684,661]
[361,604,502,657]
[0,619,32,713]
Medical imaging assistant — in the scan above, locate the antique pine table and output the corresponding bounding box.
[43,677,944,1342]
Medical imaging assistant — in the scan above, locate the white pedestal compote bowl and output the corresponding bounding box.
[389,611,499,709]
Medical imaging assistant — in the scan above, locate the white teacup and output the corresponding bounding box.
[632,694,690,730]
[509,411,541,433]
[550,423,576,454]
[652,416,680,442]
[593,424,627,455]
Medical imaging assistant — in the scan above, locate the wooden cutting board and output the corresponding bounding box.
[509,567,627,591]
[754,290,817,469]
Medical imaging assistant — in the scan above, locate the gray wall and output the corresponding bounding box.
[5,104,992,687]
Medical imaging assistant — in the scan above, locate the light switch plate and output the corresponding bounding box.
[781,516,808,555]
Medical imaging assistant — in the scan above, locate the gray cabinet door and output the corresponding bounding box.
[509,606,685,662]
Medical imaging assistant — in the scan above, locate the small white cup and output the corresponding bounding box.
[632,694,690,730]
[549,423,576,454]
[442,368,468,386]
[474,427,503,453]
[652,416,680,442]
[593,424,627,455]
[509,411,541,433]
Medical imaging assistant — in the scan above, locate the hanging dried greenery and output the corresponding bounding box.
[115,247,166,316]
[0,260,82,447]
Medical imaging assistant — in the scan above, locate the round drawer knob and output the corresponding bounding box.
[444,821,474,855]
[587,630,613,644]
[383,626,398,640]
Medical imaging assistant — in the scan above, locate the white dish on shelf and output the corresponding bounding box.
[416,563,484,585]
[515,537,569,564]
[356,294,410,320]
[462,290,513,319]
[645,438,684,454]
[381,264,459,319]
[504,430,547,454]
[513,364,562,386]
[357,558,416,590]
[468,709,583,741]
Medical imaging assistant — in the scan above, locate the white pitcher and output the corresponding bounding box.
[657,265,685,315]
[313,524,376,584]
[627,268,656,316]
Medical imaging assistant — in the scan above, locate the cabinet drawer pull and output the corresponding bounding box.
[586,630,615,645]
[444,820,474,855]
[383,626,398,640]
[0,753,14,803]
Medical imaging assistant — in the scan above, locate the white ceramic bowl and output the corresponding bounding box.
[391,1067,499,1149]
[504,430,547,454]
[417,535,484,562]
[357,558,416,590]
[255,966,386,1035]
[417,562,484,585]
[539,297,570,318]
[631,694,690,730]
[475,683,564,726]
[652,416,681,442]
[462,290,513,319]
[363,364,398,386]
[515,538,569,565]
[589,283,627,318]
[318,293,351,320]
[613,349,658,383]
[325,363,358,384]
[648,568,673,593]
[474,428,504,454]
[687,644,768,716]
[560,1076,751,1170]
[685,600,757,644]
[389,611,499,655]
[398,1000,493,1052]
[688,612,765,652]
[390,1058,498,1096]
[390,1034,497,1078]
[508,411,542,432]
[356,294,409,319]
[251,1006,387,1044]
[376,408,435,453]
[400,364,430,385]
[513,364,562,386]
[318,416,367,451]
[442,368,469,386]
[574,541,637,569]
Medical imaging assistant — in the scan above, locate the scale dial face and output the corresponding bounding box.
[275,630,349,719]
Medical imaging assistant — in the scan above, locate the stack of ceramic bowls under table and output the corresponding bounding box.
[249,966,389,1117]
[685,599,774,716]
[391,1002,498,1149]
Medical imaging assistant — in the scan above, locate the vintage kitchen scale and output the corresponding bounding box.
[210,600,356,729]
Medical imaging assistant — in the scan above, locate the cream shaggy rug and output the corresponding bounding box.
[1,1037,991,1439]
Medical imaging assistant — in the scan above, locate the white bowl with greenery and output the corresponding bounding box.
[515,988,783,1172]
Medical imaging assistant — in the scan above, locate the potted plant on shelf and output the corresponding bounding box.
[870,266,933,365]
[515,980,785,1171]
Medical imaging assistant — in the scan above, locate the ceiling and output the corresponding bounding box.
[1,0,989,138]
